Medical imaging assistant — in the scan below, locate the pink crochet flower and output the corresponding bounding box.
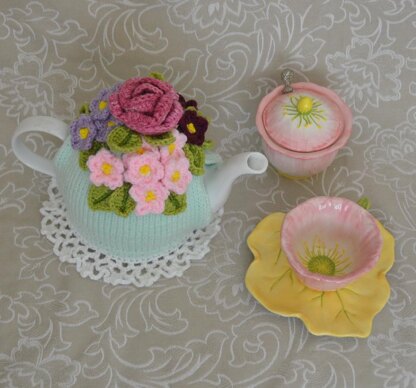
[124,152,164,186]
[160,129,187,163]
[109,77,183,135]
[87,149,124,190]
[129,182,169,215]
[162,157,192,195]
[122,140,156,166]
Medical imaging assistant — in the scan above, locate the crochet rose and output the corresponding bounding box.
[109,77,183,135]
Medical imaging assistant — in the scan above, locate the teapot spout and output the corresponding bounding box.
[204,152,268,213]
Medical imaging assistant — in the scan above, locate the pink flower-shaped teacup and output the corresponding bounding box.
[281,197,382,291]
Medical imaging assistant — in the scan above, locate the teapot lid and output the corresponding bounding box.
[261,85,343,153]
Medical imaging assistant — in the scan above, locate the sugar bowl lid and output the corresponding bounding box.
[261,71,344,153]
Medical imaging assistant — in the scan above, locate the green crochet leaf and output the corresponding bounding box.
[148,72,165,81]
[79,103,91,114]
[202,139,214,150]
[184,144,205,175]
[108,183,136,217]
[107,125,143,153]
[79,141,106,170]
[88,185,113,211]
[357,197,371,210]
[144,131,175,146]
[163,192,187,216]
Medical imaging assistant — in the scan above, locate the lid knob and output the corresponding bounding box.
[281,69,294,94]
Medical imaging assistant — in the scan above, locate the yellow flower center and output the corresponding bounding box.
[79,127,89,139]
[99,101,108,110]
[307,255,336,276]
[107,120,115,128]
[168,143,176,155]
[297,97,313,114]
[101,162,113,175]
[186,122,197,134]
[145,191,156,202]
[171,170,181,182]
[139,164,151,176]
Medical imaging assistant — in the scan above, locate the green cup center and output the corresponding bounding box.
[307,255,336,276]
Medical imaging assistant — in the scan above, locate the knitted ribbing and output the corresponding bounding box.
[53,138,213,261]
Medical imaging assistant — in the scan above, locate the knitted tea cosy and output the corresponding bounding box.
[54,138,213,260]
[69,73,211,219]
[61,74,215,260]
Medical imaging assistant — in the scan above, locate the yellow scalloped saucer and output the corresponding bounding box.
[246,213,395,338]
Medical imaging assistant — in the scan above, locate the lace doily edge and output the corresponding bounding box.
[39,179,223,287]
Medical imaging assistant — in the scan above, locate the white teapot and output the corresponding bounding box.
[12,115,267,260]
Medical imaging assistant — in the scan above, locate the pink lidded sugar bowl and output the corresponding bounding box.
[256,70,352,179]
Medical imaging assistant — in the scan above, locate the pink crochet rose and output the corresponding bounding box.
[124,152,164,186]
[160,129,187,163]
[87,149,124,190]
[129,182,169,215]
[109,77,184,135]
[162,157,192,195]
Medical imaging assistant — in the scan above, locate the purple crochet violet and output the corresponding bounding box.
[90,87,115,121]
[179,94,198,109]
[90,85,122,142]
[70,114,97,150]
[177,108,208,146]
[94,115,123,142]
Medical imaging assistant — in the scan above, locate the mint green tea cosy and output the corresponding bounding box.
[54,138,213,261]
[54,74,216,261]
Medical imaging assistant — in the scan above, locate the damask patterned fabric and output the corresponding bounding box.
[1,1,416,386]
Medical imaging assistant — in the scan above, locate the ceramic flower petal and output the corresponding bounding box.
[245,213,395,338]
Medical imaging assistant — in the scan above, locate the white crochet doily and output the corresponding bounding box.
[40,179,222,287]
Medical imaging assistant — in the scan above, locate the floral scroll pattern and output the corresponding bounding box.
[1,0,416,386]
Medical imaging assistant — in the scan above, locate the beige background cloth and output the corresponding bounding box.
[1,1,416,386]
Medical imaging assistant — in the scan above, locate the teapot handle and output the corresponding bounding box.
[12,116,68,177]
